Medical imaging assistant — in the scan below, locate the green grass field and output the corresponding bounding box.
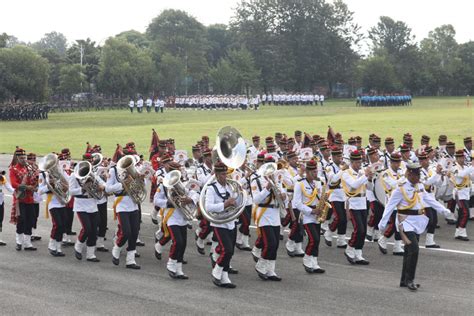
[1,97,472,158]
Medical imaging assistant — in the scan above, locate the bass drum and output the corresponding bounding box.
[373,173,387,206]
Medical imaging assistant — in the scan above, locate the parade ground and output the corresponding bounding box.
[0,96,473,314]
[0,97,472,158]
[0,151,473,314]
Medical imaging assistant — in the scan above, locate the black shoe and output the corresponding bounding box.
[236,243,252,251]
[0,241,6,246]
[55,251,65,257]
[366,235,373,242]
[222,282,236,288]
[268,275,282,281]
[294,252,304,257]
[425,244,440,248]
[324,238,332,247]
[228,267,239,274]
[16,244,22,251]
[151,218,158,225]
[183,260,188,265]
[436,224,441,228]
[279,234,284,241]
[126,263,141,269]
[187,224,193,230]
[252,253,259,263]
[313,268,325,274]
[49,249,57,256]
[212,276,222,287]
[287,250,296,257]
[87,257,100,262]
[344,252,356,264]
[378,244,387,254]
[177,274,189,280]
[75,250,82,260]
[337,244,348,249]
[136,241,145,247]
[112,256,120,265]
[407,282,418,291]
[455,236,469,241]
[304,265,314,273]
[256,269,268,280]
[32,236,42,241]
[393,251,404,256]
[197,245,205,255]
[97,246,109,252]
[446,219,456,225]
[69,231,77,236]
[24,246,37,251]
[168,270,178,279]
[155,250,162,260]
[62,241,75,247]
[355,259,370,265]
[400,282,420,288]
[135,252,140,258]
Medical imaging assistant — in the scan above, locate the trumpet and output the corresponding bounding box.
[258,162,286,213]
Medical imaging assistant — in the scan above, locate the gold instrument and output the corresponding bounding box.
[163,170,199,221]
[199,126,248,224]
[315,184,332,223]
[74,161,105,200]
[277,159,289,170]
[257,162,286,213]
[39,153,70,204]
[116,155,147,204]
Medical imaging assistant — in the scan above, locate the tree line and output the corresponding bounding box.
[1,0,472,103]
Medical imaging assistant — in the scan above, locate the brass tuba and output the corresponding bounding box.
[116,155,147,204]
[163,170,199,221]
[199,126,248,224]
[39,153,70,205]
[74,161,105,200]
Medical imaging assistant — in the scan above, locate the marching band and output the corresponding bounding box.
[2,129,473,292]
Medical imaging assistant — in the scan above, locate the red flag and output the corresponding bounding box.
[149,128,160,160]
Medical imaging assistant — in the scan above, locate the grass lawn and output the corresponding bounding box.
[1,96,472,158]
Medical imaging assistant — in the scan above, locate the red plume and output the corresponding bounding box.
[85,142,92,153]
[112,144,124,163]
[327,126,336,146]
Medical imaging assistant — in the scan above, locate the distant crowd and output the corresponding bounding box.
[356,94,412,107]
[0,103,50,121]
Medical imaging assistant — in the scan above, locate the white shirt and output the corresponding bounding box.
[105,167,139,213]
[128,100,134,108]
[379,181,450,234]
[136,99,144,108]
[251,175,283,226]
[205,181,235,230]
[0,180,14,205]
[38,171,66,210]
[325,162,345,202]
[154,182,199,226]
[196,163,213,187]
[146,98,152,107]
[453,163,473,200]
[341,167,370,210]
[69,175,103,213]
[292,178,323,224]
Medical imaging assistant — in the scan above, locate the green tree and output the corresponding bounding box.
[0,46,49,101]
[67,39,101,91]
[32,31,68,56]
[358,56,401,93]
[209,59,237,94]
[156,53,185,95]
[146,9,209,94]
[116,30,150,48]
[59,64,85,96]
[369,16,415,56]
[227,48,260,96]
